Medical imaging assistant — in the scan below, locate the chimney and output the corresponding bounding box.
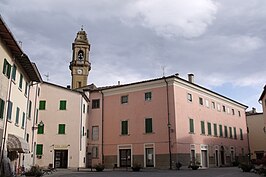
[188,73,194,83]
[252,107,256,113]
[174,73,179,77]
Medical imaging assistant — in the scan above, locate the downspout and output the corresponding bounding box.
[163,77,172,169]
[0,66,13,169]
[100,91,104,164]
[32,83,39,166]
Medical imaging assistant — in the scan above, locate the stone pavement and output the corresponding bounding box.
[39,167,261,177]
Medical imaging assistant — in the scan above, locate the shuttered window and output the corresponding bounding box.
[189,118,194,133]
[59,100,67,110]
[121,120,128,135]
[58,124,65,134]
[207,122,212,135]
[7,101,13,120]
[22,112,25,128]
[213,123,217,136]
[38,124,44,134]
[36,144,43,155]
[0,99,5,119]
[39,100,46,110]
[3,59,11,78]
[11,65,16,80]
[145,118,153,133]
[201,121,205,135]
[15,107,20,124]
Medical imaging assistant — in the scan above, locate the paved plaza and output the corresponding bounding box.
[42,167,260,177]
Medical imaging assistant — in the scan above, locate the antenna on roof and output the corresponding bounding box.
[161,65,166,77]
[44,72,50,81]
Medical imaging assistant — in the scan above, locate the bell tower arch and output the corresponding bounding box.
[69,28,91,89]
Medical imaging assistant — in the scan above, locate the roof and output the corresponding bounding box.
[259,85,266,101]
[0,15,41,82]
[86,74,248,108]
[42,81,89,102]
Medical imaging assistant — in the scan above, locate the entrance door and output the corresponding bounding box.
[145,148,154,167]
[86,152,92,168]
[220,146,225,166]
[215,150,219,167]
[54,150,68,168]
[119,149,131,167]
[201,150,208,168]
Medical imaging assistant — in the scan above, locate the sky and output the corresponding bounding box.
[0,0,265,111]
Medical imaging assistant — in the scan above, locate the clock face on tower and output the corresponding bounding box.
[77,69,83,75]
[78,50,84,60]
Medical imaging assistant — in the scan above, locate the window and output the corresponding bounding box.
[38,124,44,134]
[145,118,153,133]
[238,111,241,117]
[36,144,43,155]
[217,103,221,111]
[2,59,11,78]
[87,129,89,139]
[205,100,209,108]
[224,126,228,138]
[28,100,32,118]
[222,105,226,112]
[92,99,100,109]
[145,92,152,101]
[19,73,23,89]
[26,133,29,142]
[39,100,46,110]
[219,125,223,137]
[213,123,217,136]
[232,109,235,115]
[0,99,5,119]
[229,127,233,138]
[22,112,25,128]
[58,124,65,134]
[11,65,16,80]
[92,126,99,140]
[207,122,212,135]
[212,101,215,109]
[7,101,13,121]
[199,97,203,105]
[83,104,85,113]
[234,127,237,139]
[121,95,128,104]
[240,128,243,140]
[187,93,192,102]
[121,120,128,135]
[59,100,67,110]
[201,121,205,135]
[189,118,194,133]
[92,146,98,158]
[24,82,28,96]
[82,126,85,136]
[15,107,20,125]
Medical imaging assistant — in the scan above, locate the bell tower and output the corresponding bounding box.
[69,27,91,89]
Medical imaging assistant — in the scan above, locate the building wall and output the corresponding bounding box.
[172,78,248,167]
[36,83,88,169]
[247,113,266,159]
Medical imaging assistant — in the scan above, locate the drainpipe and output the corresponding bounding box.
[163,77,172,169]
[32,83,39,166]
[100,90,104,164]
[0,64,13,170]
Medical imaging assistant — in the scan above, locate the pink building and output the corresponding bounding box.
[259,85,266,132]
[86,74,248,169]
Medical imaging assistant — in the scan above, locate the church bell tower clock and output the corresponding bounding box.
[69,27,91,89]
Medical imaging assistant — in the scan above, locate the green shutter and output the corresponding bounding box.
[219,125,223,137]
[229,127,232,138]
[28,101,32,118]
[2,59,7,74]
[37,124,44,134]
[234,127,237,139]
[59,100,66,110]
[145,118,153,133]
[0,99,5,119]
[201,121,205,134]
[7,101,13,120]
[15,107,20,124]
[240,128,243,140]
[12,65,16,80]
[58,124,65,134]
[213,124,217,136]
[22,112,25,128]
[19,74,23,89]
[207,122,212,135]
[224,126,228,138]
[121,121,128,135]
[189,119,194,133]
[36,144,43,155]
[39,100,46,110]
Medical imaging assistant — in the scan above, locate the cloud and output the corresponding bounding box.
[123,0,218,38]
[229,36,264,53]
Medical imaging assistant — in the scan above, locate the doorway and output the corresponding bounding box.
[220,146,225,166]
[145,148,154,167]
[215,149,219,167]
[119,149,131,167]
[54,150,68,168]
[201,150,208,168]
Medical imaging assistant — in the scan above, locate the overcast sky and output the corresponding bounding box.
[1,0,265,111]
